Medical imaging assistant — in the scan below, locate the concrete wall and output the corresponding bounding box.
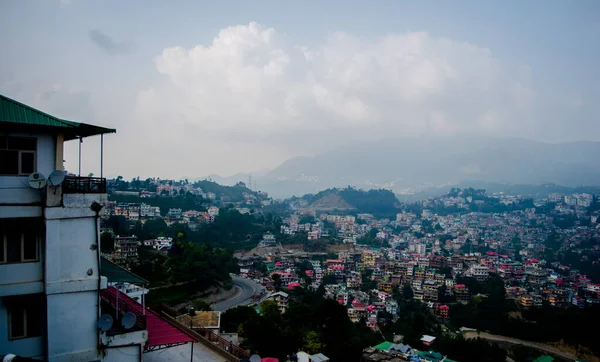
[103,345,142,362]
[0,132,56,205]
[0,300,44,359]
[43,201,105,361]
[0,262,43,297]
[63,193,108,208]
[102,330,146,362]
[44,211,99,290]
[46,291,101,362]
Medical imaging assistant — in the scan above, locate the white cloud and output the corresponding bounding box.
[1,21,593,179]
[137,22,536,162]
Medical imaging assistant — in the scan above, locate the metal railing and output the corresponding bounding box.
[160,304,251,360]
[63,176,107,194]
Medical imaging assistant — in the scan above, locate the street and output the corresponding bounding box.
[211,276,264,312]
[463,331,577,361]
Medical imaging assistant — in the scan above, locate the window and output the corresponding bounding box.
[6,296,43,340]
[0,231,38,263]
[0,136,37,175]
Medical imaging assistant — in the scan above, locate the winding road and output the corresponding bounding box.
[463,331,578,361]
[211,276,264,312]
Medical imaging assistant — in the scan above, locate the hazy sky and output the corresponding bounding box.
[1,1,599,179]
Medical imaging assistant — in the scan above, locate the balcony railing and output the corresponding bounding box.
[63,176,107,194]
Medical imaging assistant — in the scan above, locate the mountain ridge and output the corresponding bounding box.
[266,137,600,191]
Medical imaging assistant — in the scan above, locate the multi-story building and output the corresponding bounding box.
[140,203,160,218]
[326,259,344,275]
[258,233,277,247]
[438,305,450,320]
[469,264,489,281]
[385,300,398,316]
[0,95,147,360]
[517,294,533,308]
[113,236,139,267]
[265,292,289,314]
[362,251,376,267]
[416,243,427,256]
[454,284,471,303]
[423,280,439,301]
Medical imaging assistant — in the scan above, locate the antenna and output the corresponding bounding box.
[28,172,46,189]
[121,312,137,329]
[47,170,66,186]
[97,314,113,332]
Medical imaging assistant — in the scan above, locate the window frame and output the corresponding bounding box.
[0,233,39,264]
[8,307,27,340]
[7,304,43,340]
[18,150,37,175]
[0,136,37,176]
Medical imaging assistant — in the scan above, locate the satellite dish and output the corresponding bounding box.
[97,314,113,332]
[28,172,46,189]
[47,170,66,186]
[249,355,261,362]
[121,312,137,329]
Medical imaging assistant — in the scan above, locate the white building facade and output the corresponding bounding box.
[0,94,146,361]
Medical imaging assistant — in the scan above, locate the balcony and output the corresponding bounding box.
[63,176,107,194]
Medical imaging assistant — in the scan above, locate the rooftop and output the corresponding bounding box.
[0,93,115,140]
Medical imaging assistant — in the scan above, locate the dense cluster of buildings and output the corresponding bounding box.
[239,191,600,338]
[104,200,222,228]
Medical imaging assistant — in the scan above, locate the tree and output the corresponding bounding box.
[192,299,212,311]
[100,232,114,252]
[299,215,316,224]
[260,300,282,321]
[221,306,258,334]
[322,274,337,286]
[303,331,325,354]
[103,215,128,236]
[402,284,414,300]
[272,273,282,291]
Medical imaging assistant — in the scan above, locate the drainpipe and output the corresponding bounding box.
[91,202,104,352]
[41,189,49,362]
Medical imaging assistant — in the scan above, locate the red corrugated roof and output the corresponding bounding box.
[104,287,196,347]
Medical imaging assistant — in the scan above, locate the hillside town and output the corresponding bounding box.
[99,177,600,361]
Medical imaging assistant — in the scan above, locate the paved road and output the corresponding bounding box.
[211,276,264,312]
[463,331,578,361]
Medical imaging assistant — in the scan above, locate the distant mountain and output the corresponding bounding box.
[262,137,600,197]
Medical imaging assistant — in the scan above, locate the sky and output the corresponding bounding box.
[1,1,599,179]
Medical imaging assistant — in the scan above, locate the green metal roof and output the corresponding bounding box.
[533,356,555,362]
[373,341,392,350]
[0,93,116,140]
[418,351,444,362]
[101,257,148,285]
